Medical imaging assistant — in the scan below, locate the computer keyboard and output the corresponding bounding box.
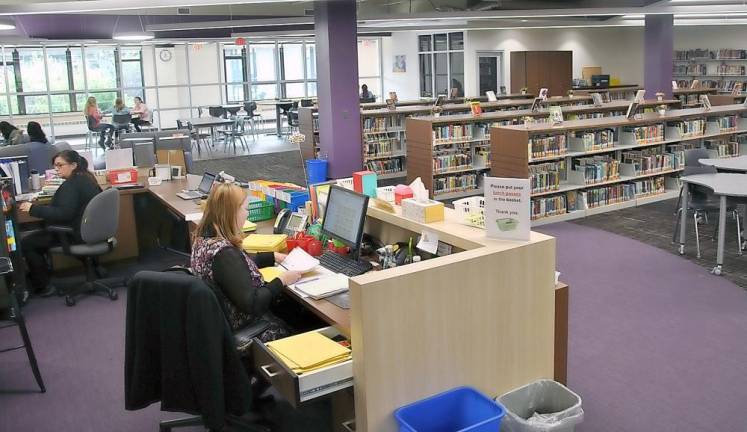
[319,251,372,277]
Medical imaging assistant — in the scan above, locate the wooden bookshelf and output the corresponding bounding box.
[403,99,681,199]
[491,104,747,224]
[359,93,534,110]
[710,94,747,106]
[298,107,319,160]
[572,85,641,101]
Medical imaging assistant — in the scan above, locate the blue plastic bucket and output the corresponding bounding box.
[394,386,505,432]
[306,159,328,184]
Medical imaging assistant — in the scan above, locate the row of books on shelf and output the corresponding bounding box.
[364,158,404,174]
[674,64,707,75]
[717,65,747,75]
[573,156,620,184]
[624,124,664,144]
[621,149,684,175]
[529,135,568,159]
[674,49,747,60]
[705,139,740,157]
[363,137,401,159]
[433,154,472,173]
[363,116,404,132]
[531,176,668,220]
[432,124,472,142]
[718,115,738,131]
[573,129,615,151]
[674,119,706,138]
[433,173,478,196]
[529,162,562,194]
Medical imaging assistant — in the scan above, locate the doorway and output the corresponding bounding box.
[476,51,505,96]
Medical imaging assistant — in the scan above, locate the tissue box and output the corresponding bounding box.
[394,185,413,205]
[353,170,377,197]
[401,198,445,223]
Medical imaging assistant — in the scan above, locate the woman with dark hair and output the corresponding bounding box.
[19,150,102,297]
[0,121,24,145]
[26,121,53,174]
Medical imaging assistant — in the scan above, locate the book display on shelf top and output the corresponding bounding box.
[549,106,564,125]
[701,95,712,111]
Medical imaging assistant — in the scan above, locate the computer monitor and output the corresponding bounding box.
[591,74,610,88]
[197,172,216,194]
[321,185,369,260]
[0,156,30,195]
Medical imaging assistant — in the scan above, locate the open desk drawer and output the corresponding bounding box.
[251,326,354,407]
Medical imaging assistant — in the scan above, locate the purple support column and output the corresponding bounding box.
[644,14,674,99]
[314,0,362,179]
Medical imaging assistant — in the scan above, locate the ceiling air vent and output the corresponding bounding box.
[177,7,191,15]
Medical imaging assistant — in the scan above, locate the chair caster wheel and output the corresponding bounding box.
[711,266,722,276]
[65,296,76,307]
[109,290,118,301]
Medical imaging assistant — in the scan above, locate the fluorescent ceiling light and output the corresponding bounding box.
[0,18,15,30]
[113,31,155,41]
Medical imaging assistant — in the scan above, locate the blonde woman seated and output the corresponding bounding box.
[191,182,302,343]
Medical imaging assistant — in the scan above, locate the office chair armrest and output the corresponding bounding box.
[47,225,74,255]
[234,319,271,352]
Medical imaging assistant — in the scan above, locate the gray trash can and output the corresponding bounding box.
[495,379,583,432]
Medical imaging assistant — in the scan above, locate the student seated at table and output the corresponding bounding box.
[191,182,302,345]
[130,96,151,132]
[19,150,102,297]
[0,121,24,145]
[111,98,132,135]
[26,121,54,174]
[83,96,115,150]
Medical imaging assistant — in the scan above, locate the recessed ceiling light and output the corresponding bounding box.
[521,19,528,22]
[112,31,155,41]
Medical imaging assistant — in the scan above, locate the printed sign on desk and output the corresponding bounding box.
[484,177,530,241]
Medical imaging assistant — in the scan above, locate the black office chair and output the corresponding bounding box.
[672,148,743,258]
[277,101,294,135]
[0,257,45,393]
[177,120,210,156]
[243,102,263,140]
[125,270,270,432]
[48,188,123,306]
[112,113,133,143]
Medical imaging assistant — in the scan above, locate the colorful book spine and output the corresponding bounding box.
[531,195,567,220]
[529,162,562,193]
[574,156,620,184]
[433,154,472,174]
[528,134,568,159]
[433,173,478,195]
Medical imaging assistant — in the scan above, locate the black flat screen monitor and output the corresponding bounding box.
[321,185,369,259]
[591,75,610,88]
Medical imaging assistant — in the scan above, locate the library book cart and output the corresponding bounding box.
[490,104,747,225]
[404,99,681,200]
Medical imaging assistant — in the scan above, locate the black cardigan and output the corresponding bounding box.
[29,173,101,240]
[204,229,284,320]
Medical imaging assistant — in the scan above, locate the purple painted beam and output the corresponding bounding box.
[314,0,363,179]
[644,14,674,99]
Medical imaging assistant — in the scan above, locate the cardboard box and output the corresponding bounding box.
[401,198,445,223]
[353,170,377,197]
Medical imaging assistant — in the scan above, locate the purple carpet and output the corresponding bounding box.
[1,224,747,431]
[538,222,747,432]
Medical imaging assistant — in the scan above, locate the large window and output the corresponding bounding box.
[418,32,464,98]
[358,38,382,101]
[0,44,144,116]
[223,41,318,102]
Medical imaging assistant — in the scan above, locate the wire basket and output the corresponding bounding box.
[247,200,275,222]
[453,196,485,229]
[336,178,354,190]
[376,186,395,202]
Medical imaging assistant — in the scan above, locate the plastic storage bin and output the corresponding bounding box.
[306,159,328,184]
[394,386,505,432]
[247,200,274,222]
[496,380,583,432]
[453,197,485,228]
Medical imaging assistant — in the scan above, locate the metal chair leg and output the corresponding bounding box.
[735,210,743,256]
[9,293,45,393]
[672,207,683,244]
[694,211,701,259]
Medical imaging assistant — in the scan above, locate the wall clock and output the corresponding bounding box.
[159,49,172,62]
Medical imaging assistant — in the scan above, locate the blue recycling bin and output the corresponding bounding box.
[306,159,328,184]
[394,386,506,432]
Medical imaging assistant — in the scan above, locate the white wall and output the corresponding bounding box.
[381,32,421,100]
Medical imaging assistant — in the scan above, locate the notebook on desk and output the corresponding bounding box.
[293,273,349,300]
